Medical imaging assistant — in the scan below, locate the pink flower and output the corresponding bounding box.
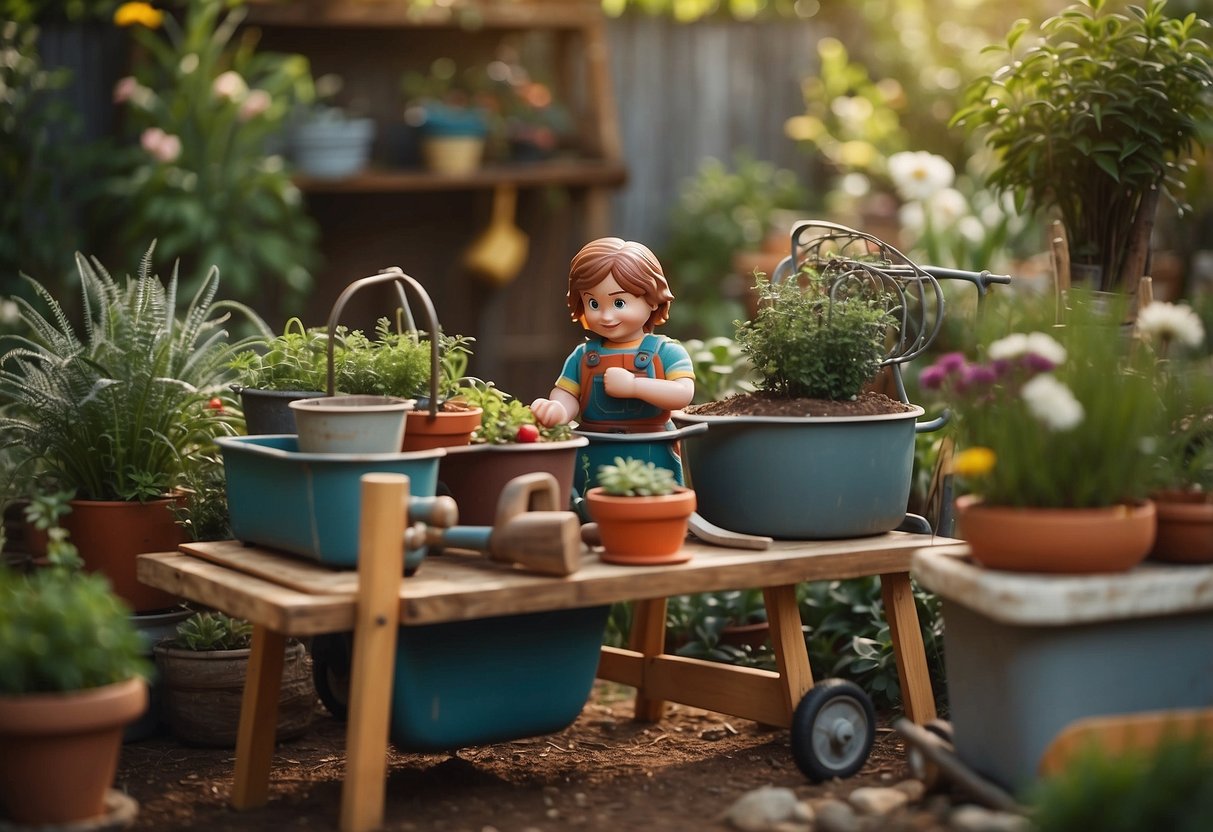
[113,76,139,104]
[239,89,272,120]
[140,127,181,163]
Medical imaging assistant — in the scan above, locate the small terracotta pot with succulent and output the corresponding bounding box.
[585,456,696,566]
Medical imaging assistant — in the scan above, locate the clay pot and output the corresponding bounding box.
[585,487,696,566]
[0,677,147,824]
[955,495,1156,574]
[438,437,588,527]
[403,406,482,451]
[63,497,186,613]
[1149,490,1213,563]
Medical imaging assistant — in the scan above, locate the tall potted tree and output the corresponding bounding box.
[951,0,1213,293]
[0,247,268,611]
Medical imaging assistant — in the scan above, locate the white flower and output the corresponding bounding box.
[179,53,199,75]
[926,187,968,226]
[988,331,1066,366]
[957,215,986,244]
[887,151,955,202]
[0,299,18,326]
[1022,374,1084,432]
[1136,301,1205,350]
[898,201,925,234]
[212,70,248,102]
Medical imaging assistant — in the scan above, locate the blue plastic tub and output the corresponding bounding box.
[216,435,443,569]
[389,605,609,751]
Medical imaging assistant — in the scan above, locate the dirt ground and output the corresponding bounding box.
[116,682,944,832]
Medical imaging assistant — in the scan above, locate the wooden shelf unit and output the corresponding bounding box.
[243,0,626,399]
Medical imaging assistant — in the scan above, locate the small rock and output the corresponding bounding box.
[771,822,812,832]
[848,786,909,816]
[949,804,1031,832]
[815,798,861,832]
[893,779,927,803]
[723,786,802,831]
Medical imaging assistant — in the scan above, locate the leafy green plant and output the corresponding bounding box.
[661,154,807,339]
[797,577,946,712]
[952,0,1213,290]
[736,271,896,401]
[106,0,320,306]
[455,379,572,444]
[167,611,253,651]
[0,247,267,501]
[0,565,151,693]
[595,456,678,497]
[229,316,474,401]
[0,0,120,23]
[682,336,756,404]
[22,489,81,568]
[1028,734,1213,832]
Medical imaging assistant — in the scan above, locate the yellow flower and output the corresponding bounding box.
[952,447,996,478]
[114,2,164,29]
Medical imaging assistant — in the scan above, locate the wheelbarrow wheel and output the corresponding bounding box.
[791,679,876,782]
[311,633,352,721]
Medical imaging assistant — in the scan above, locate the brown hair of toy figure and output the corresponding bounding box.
[566,237,673,332]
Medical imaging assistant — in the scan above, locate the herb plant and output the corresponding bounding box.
[0,247,267,501]
[456,379,571,444]
[0,565,151,694]
[736,272,895,401]
[167,611,253,651]
[595,456,678,497]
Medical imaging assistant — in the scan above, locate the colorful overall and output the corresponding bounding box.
[568,334,687,495]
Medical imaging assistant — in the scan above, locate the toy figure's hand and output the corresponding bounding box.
[529,398,568,428]
[603,366,638,398]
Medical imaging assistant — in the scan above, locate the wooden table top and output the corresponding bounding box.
[138,532,958,635]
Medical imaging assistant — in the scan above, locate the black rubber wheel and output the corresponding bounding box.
[310,632,352,721]
[790,678,876,782]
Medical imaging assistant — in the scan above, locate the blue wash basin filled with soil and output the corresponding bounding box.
[216,435,443,570]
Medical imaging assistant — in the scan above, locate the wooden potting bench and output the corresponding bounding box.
[137,474,952,832]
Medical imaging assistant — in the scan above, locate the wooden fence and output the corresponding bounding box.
[604,13,832,247]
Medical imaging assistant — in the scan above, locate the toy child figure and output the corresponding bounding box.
[531,237,695,485]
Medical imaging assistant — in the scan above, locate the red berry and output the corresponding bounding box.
[207,397,224,412]
[516,424,540,443]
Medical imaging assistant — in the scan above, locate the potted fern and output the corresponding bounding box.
[951,0,1213,293]
[0,562,150,825]
[584,456,696,565]
[0,248,267,611]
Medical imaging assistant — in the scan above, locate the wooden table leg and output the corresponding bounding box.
[232,625,286,809]
[340,474,408,832]
[880,571,937,724]
[763,585,814,720]
[629,597,668,722]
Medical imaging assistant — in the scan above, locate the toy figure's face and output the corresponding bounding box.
[580,273,656,343]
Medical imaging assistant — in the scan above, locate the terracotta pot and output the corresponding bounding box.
[438,437,588,526]
[64,497,186,613]
[153,641,313,747]
[403,406,482,451]
[955,495,1156,574]
[585,487,696,566]
[1149,490,1213,563]
[0,677,147,824]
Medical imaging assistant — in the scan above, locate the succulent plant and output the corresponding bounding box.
[595,456,679,497]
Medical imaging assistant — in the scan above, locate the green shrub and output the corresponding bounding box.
[0,566,151,693]
[736,271,894,401]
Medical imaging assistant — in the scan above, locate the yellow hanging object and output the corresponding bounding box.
[464,184,529,287]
